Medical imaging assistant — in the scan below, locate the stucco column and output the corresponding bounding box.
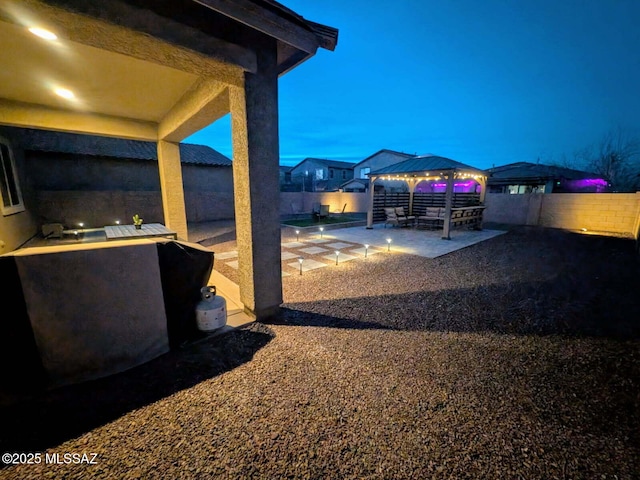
[366,176,376,228]
[442,172,455,240]
[157,140,188,239]
[229,38,282,319]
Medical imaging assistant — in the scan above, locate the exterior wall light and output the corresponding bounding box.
[28,27,57,41]
[54,87,74,99]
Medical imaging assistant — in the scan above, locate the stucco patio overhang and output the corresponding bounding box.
[0,0,338,318]
[366,155,488,239]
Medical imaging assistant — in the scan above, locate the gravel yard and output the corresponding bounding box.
[2,226,639,479]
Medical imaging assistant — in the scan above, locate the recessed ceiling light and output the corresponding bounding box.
[28,27,57,41]
[54,87,74,99]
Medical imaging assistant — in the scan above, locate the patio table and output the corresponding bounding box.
[104,223,177,241]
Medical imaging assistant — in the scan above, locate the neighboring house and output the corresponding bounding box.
[279,165,295,191]
[1,126,234,228]
[353,149,414,179]
[342,149,415,193]
[289,158,355,191]
[487,162,610,194]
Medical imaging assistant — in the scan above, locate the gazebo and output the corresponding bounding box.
[366,154,488,239]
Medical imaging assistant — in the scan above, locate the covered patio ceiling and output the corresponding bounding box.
[0,0,337,142]
[0,0,338,319]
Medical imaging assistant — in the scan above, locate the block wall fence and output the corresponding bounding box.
[278,191,640,239]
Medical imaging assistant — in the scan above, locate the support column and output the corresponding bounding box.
[478,176,487,203]
[366,176,376,228]
[442,172,455,240]
[229,38,282,319]
[157,140,188,240]
[408,179,417,215]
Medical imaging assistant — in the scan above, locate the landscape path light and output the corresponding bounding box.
[296,229,300,241]
[387,238,392,252]
[298,256,304,275]
[335,250,340,265]
[319,227,324,238]
[364,244,369,258]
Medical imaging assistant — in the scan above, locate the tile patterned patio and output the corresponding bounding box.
[314,224,507,259]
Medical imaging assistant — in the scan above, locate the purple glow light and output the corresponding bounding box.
[415,180,479,193]
[564,178,609,192]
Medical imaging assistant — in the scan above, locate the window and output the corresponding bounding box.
[360,167,370,179]
[329,169,334,179]
[315,168,324,180]
[342,170,347,179]
[0,140,24,216]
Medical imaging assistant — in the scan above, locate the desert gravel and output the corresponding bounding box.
[1,226,639,479]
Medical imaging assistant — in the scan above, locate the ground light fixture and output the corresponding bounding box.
[296,229,300,241]
[319,227,324,238]
[298,256,303,275]
[364,244,369,258]
[78,222,84,228]
[386,238,392,251]
[335,250,340,265]
[115,220,120,225]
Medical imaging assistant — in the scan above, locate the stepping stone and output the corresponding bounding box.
[282,271,291,277]
[325,242,355,249]
[287,259,328,272]
[281,251,300,260]
[306,238,330,244]
[299,246,330,255]
[226,260,238,269]
[215,251,238,260]
[281,241,305,248]
[323,253,358,263]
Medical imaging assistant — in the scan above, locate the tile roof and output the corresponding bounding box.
[12,127,231,166]
[352,149,415,168]
[292,158,356,170]
[370,154,486,176]
[487,162,603,182]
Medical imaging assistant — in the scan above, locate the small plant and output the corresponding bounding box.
[132,214,143,227]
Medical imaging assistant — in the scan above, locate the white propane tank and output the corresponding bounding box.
[195,286,227,332]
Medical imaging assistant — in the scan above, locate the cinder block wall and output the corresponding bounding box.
[280,192,369,216]
[485,192,640,238]
[539,193,640,235]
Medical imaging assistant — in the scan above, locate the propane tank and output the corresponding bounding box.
[195,286,227,332]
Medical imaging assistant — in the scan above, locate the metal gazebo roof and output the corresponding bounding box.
[370,154,487,177]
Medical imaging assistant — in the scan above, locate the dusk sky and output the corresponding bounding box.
[186,0,640,170]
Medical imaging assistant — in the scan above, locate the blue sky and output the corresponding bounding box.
[185,0,640,170]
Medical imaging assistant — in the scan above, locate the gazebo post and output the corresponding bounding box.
[366,175,376,229]
[442,171,455,240]
[478,175,487,203]
[408,178,417,215]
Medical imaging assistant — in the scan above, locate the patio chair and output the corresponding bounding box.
[313,203,330,219]
[395,206,416,227]
[384,207,409,228]
[417,207,445,229]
